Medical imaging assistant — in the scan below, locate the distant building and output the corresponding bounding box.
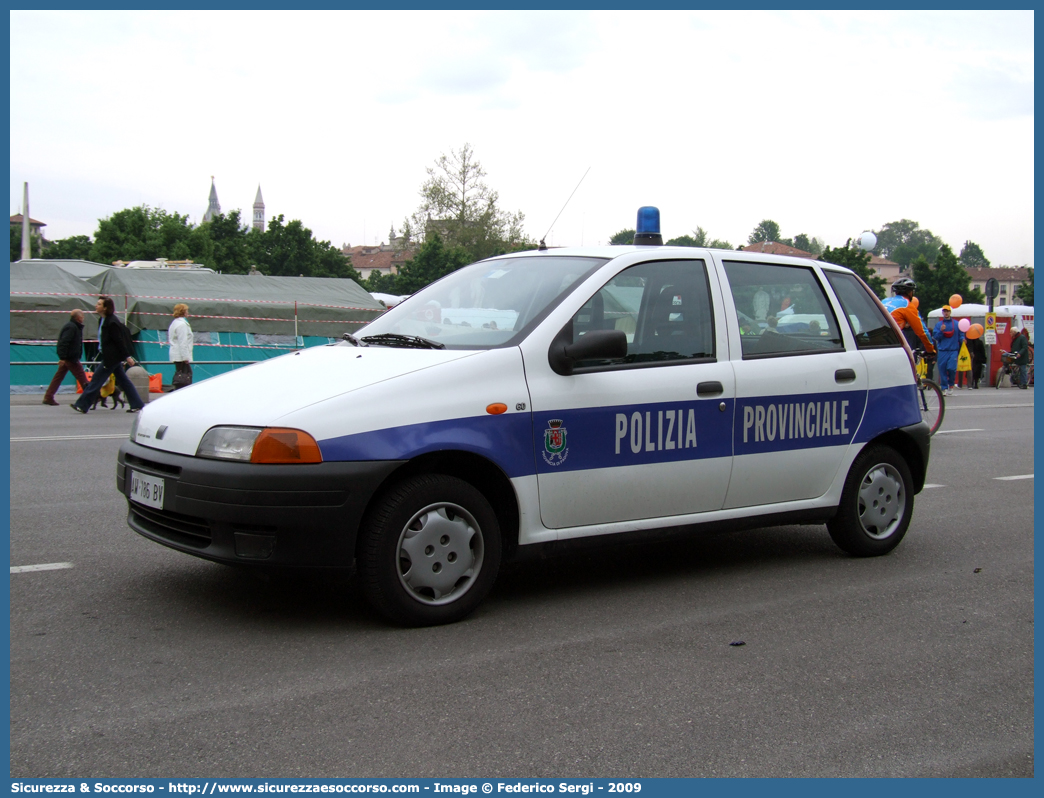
[253,185,265,232]
[10,214,46,237]
[868,255,902,287]
[202,177,221,222]
[966,266,1032,304]
[342,229,414,281]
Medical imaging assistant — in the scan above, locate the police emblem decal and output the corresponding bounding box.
[542,419,569,466]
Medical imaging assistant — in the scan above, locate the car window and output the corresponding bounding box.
[825,271,903,349]
[573,259,715,370]
[723,260,844,359]
[357,256,607,348]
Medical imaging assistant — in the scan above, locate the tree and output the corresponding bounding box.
[665,234,699,247]
[819,243,886,298]
[393,231,469,295]
[43,235,93,260]
[872,219,943,268]
[90,205,200,264]
[205,210,252,274]
[9,226,43,260]
[911,244,984,313]
[666,226,732,249]
[748,219,790,246]
[410,143,531,263]
[249,215,362,281]
[609,228,635,245]
[958,240,990,270]
[1014,267,1034,305]
[793,233,824,257]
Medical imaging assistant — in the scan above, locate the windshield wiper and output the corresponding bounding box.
[360,333,445,350]
[341,333,367,346]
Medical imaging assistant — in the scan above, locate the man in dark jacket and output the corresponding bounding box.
[966,333,987,389]
[71,296,145,414]
[43,309,89,405]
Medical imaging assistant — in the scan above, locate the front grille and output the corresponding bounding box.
[125,452,182,477]
[129,502,211,548]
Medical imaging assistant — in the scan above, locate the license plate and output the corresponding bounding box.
[128,470,165,510]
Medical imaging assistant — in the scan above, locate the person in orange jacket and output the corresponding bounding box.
[887,278,936,356]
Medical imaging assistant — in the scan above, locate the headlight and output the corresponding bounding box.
[129,412,140,441]
[196,426,322,464]
[196,426,262,461]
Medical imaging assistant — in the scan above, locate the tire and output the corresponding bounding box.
[995,367,1006,388]
[358,474,502,626]
[827,446,914,557]
[917,379,945,435]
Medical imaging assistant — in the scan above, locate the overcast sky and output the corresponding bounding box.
[10,9,1035,267]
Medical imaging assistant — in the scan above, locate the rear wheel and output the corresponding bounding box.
[828,446,914,557]
[917,379,944,435]
[358,474,502,626]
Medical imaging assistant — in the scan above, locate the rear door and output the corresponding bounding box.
[717,257,869,508]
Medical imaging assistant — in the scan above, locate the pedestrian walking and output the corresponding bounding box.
[956,340,972,389]
[42,308,89,405]
[168,303,194,389]
[71,297,145,414]
[1011,326,1030,389]
[932,305,964,395]
[966,333,987,388]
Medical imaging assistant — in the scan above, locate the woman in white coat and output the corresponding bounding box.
[168,303,194,389]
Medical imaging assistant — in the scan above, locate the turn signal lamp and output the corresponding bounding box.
[251,428,323,464]
[633,206,663,246]
[486,403,508,415]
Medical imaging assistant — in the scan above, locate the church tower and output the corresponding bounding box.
[253,185,265,232]
[203,176,221,222]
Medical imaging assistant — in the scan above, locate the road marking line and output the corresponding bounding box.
[945,403,1033,409]
[934,429,984,435]
[923,484,946,489]
[10,434,128,442]
[11,562,74,573]
[994,474,1034,481]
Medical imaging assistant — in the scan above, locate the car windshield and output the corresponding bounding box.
[356,255,608,348]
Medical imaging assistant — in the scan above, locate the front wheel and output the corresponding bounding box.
[358,474,502,626]
[917,379,945,435]
[827,446,914,557]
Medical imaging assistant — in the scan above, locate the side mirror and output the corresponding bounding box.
[548,324,627,376]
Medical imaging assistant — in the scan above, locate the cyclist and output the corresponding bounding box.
[886,277,936,358]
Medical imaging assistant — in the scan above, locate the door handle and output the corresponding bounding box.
[835,369,856,383]
[697,381,724,396]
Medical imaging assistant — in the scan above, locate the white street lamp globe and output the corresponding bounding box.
[855,231,877,251]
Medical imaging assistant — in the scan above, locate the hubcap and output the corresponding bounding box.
[396,502,483,606]
[857,463,905,539]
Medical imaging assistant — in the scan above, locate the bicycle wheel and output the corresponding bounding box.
[918,379,945,435]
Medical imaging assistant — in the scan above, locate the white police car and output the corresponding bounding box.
[118,207,930,626]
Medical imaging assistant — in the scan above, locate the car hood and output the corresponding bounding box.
[132,344,479,455]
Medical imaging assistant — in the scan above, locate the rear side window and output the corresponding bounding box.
[825,272,902,349]
[723,260,844,359]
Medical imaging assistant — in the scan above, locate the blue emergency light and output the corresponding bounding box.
[633,206,663,246]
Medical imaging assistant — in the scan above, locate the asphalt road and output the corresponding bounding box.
[9,389,1035,778]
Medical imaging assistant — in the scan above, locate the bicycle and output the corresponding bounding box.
[995,351,1020,388]
[914,350,945,435]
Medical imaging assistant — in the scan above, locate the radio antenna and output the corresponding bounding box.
[538,167,591,251]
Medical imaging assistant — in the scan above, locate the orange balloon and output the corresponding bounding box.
[966,323,984,340]
[949,294,963,309]
[909,296,919,310]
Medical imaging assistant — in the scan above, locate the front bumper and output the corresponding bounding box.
[117,440,404,568]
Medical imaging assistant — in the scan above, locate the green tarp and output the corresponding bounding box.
[10,263,385,340]
[9,262,101,339]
